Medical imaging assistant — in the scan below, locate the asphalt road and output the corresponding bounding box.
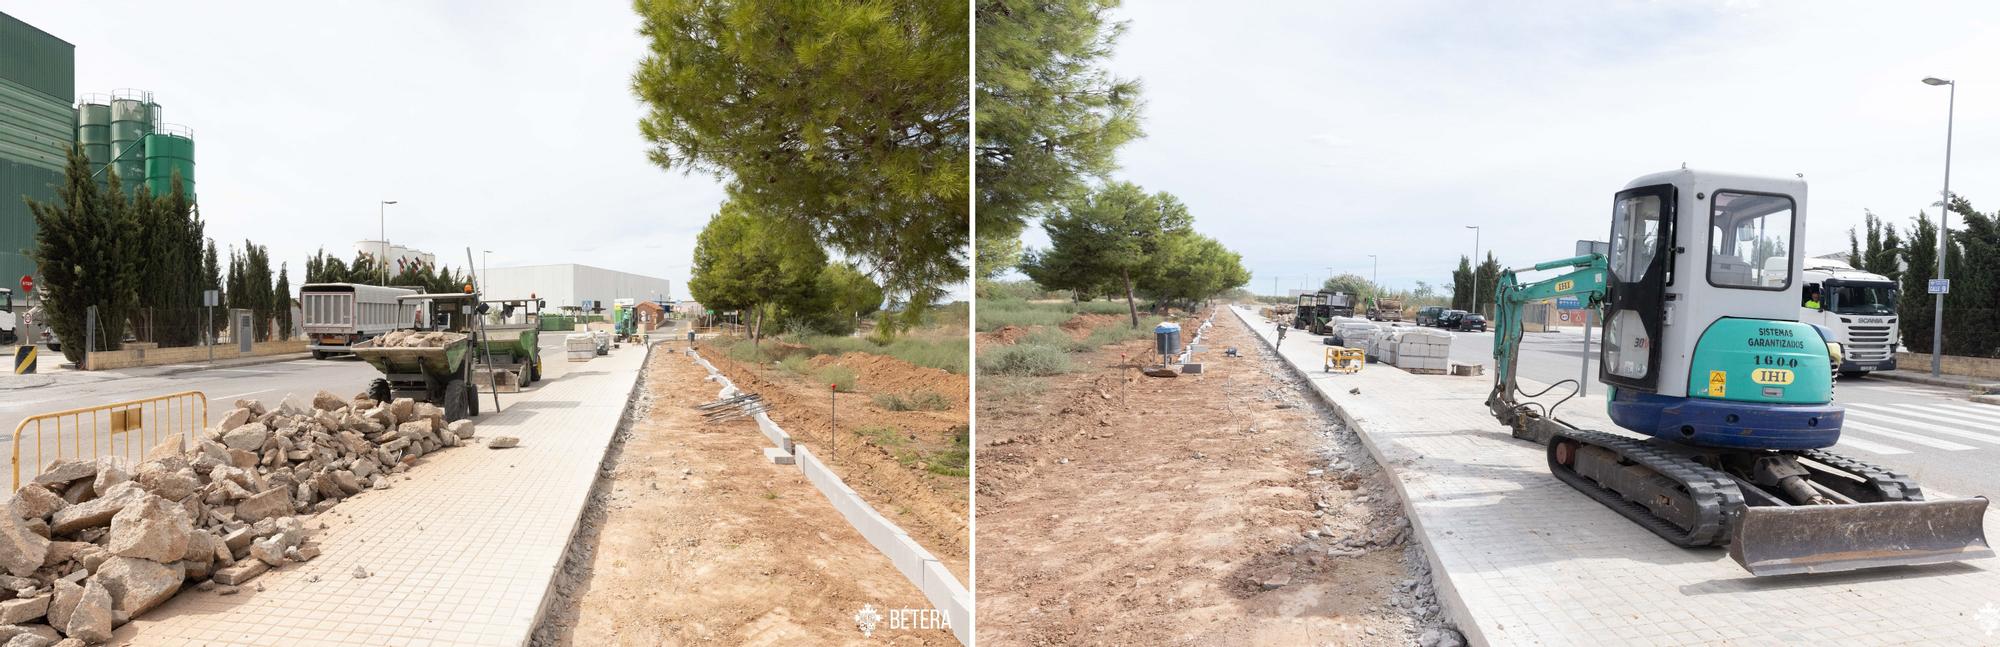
[1436,325,2000,500]
[0,329,583,484]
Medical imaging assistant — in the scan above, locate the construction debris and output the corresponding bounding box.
[375,330,465,348]
[0,388,474,643]
[696,394,766,423]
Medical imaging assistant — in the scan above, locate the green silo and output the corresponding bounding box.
[106,90,155,188]
[75,96,110,178]
[142,127,193,198]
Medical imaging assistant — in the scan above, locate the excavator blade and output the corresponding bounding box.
[1730,497,1993,576]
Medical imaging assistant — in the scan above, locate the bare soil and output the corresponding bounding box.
[545,349,952,646]
[975,309,1461,646]
[705,345,971,583]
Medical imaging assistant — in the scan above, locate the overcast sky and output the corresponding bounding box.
[1077,0,2000,295]
[5,1,721,297]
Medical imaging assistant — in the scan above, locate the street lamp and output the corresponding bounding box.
[379,200,398,285]
[1922,76,1954,377]
[1466,225,1481,316]
[1368,254,1379,293]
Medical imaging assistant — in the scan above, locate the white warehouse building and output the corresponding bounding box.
[479,264,672,312]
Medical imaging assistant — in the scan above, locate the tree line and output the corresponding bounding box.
[24,146,299,362]
[1847,202,2000,358]
[303,248,470,296]
[686,202,885,343]
[974,0,1247,322]
[631,0,967,332]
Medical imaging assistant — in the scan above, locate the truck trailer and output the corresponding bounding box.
[302,283,421,359]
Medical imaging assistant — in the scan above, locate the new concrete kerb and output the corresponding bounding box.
[689,349,972,645]
[1228,306,1485,645]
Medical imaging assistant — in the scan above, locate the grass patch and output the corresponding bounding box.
[976,299,1075,331]
[925,426,970,477]
[978,343,1072,376]
[777,354,814,376]
[818,365,858,392]
[1073,300,1131,315]
[874,390,952,411]
[978,375,1048,401]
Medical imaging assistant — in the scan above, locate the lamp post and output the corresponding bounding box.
[1368,254,1379,292]
[379,200,398,285]
[1466,225,1481,316]
[483,250,492,287]
[1323,266,1334,288]
[1922,76,1954,377]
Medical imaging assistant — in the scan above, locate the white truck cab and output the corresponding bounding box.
[1799,258,1899,376]
[0,288,14,344]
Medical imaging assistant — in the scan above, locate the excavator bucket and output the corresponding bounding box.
[1729,497,1993,576]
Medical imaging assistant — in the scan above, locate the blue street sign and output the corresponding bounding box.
[1929,279,1950,295]
[1555,296,1582,309]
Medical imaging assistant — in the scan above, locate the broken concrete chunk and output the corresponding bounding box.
[46,580,80,636]
[8,486,64,522]
[446,419,475,439]
[50,481,145,534]
[248,537,287,567]
[133,469,198,502]
[233,488,292,525]
[215,408,253,433]
[220,423,271,453]
[107,495,192,563]
[0,595,45,625]
[211,560,266,586]
[487,436,520,449]
[311,391,346,412]
[63,579,111,643]
[89,462,130,497]
[30,462,94,488]
[93,556,183,616]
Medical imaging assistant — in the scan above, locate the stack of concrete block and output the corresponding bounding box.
[1375,330,1402,364]
[1333,323,1384,358]
[565,334,597,362]
[1395,328,1454,374]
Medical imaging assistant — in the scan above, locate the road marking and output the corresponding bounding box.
[1931,402,2000,417]
[1846,404,2000,443]
[1872,403,2000,429]
[213,391,267,402]
[1830,435,1910,455]
[1837,419,1978,450]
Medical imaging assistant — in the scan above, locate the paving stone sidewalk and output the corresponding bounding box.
[115,344,651,646]
[1231,306,2000,647]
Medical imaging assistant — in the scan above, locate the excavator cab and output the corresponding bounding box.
[1490,169,1990,576]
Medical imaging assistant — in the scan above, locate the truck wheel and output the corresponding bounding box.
[443,379,470,421]
[527,357,540,384]
[1838,370,1867,380]
[368,379,392,404]
[312,351,327,360]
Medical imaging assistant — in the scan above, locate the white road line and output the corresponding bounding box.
[212,391,267,402]
[1932,402,2000,418]
[1872,403,2000,429]
[1837,419,1979,451]
[1830,435,1910,455]
[1843,409,2000,447]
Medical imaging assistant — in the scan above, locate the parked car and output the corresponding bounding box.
[1435,309,1468,330]
[1454,313,1489,332]
[1415,306,1448,326]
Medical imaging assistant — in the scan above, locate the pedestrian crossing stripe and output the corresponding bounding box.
[1845,408,2000,447]
[1836,418,1979,451]
[1930,402,2000,418]
[1872,403,2000,429]
[1829,435,1909,455]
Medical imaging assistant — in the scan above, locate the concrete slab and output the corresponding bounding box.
[1229,305,2000,647]
[116,343,652,646]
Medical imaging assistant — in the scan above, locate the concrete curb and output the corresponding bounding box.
[1863,369,1998,394]
[1228,306,1486,647]
[689,349,970,645]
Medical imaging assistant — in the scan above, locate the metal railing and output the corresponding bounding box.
[12,391,208,489]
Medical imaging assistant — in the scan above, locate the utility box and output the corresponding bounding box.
[1153,322,1182,362]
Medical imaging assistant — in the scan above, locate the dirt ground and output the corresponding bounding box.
[975,308,1463,646]
[541,349,953,646]
[703,345,971,583]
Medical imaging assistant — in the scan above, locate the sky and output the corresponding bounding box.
[1069,0,2000,296]
[4,1,724,298]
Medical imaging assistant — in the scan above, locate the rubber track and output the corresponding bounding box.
[1548,430,1745,547]
[1798,448,1926,502]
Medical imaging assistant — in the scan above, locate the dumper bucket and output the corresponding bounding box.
[1729,497,1993,576]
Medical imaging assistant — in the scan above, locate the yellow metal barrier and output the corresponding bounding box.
[12,391,207,489]
[1324,346,1365,374]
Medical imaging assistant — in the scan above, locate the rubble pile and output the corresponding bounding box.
[375,330,464,348]
[0,390,477,645]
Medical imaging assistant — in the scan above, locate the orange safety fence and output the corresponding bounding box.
[11,391,207,489]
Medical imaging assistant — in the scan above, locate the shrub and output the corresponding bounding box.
[978,343,1072,376]
[875,390,952,411]
[925,426,970,477]
[819,365,858,392]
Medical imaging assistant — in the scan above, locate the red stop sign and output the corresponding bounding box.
[18,275,30,293]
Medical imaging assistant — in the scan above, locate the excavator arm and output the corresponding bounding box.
[1486,253,1609,444]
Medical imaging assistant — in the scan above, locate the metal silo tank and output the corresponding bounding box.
[75,96,111,176]
[143,125,194,199]
[107,90,154,188]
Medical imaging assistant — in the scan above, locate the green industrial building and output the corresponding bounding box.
[0,10,197,288]
[0,10,74,287]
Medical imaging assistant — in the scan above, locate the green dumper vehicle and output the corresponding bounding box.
[476,298,544,388]
[350,294,484,421]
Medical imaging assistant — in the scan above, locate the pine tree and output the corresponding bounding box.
[274,263,293,340]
